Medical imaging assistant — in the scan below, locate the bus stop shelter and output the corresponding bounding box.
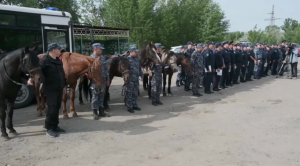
[72,23,130,55]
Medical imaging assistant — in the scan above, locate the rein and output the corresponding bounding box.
[2,58,40,86]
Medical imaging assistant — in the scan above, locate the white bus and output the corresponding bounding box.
[0,4,74,108]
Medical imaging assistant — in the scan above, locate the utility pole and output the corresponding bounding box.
[265,5,281,26]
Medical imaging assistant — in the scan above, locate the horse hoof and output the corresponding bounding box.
[168,93,173,96]
[72,113,78,117]
[63,115,69,119]
[79,102,84,105]
[1,135,10,141]
[9,130,18,136]
[37,112,43,117]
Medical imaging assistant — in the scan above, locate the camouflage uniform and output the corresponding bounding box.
[183,48,194,90]
[90,54,109,110]
[191,50,204,95]
[151,63,163,103]
[125,55,143,109]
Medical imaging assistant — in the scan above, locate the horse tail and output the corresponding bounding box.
[82,75,89,101]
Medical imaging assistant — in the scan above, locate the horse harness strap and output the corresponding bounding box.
[2,59,40,86]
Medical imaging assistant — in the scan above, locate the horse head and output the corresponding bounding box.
[22,46,45,84]
[86,56,104,88]
[139,41,161,67]
[176,53,192,75]
[162,50,178,72]
[117,56,130,83]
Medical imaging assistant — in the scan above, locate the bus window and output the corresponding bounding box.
[0,13,15,26]
[0,29,42,53]
[45,31,68,51]
[17,15,40,27]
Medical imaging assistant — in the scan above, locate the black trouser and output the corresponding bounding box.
[45,90,63,130]
[204,72,213,92]
[221,64,229,87]
[272,60,278,75]
[227,65,235,85]
[240,65,246,82]
[246,62,254,80]
[213,72,221,89]
[291,62,298,77]
[233,63,242,83]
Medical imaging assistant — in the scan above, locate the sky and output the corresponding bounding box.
[214,0,300,32]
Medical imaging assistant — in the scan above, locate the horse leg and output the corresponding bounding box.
[104,85,110,110]
[62,86,69,119]
[70,84,78,117]
[78,80,84,105]
[41,92,48,113]
[6,99,17,135]
[148,76,152,99]
[34,84,43,117]
[0,98,9,140]
[163,72,167,96]
[143,75,148,90]
[168,72,173,96]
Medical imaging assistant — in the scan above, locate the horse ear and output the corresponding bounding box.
[24,46,30,55]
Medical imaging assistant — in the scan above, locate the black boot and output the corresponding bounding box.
[99,107,109,117]
[93,109,100,120]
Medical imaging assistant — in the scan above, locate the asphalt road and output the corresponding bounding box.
[1,70,300,166]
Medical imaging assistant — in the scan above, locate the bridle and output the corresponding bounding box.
[3,53,40,86]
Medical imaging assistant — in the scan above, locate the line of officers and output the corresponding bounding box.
[177,41,286,97]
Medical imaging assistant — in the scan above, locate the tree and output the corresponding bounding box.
[224,31,245,42]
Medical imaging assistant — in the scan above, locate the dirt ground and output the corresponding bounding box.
[1,70,300,166]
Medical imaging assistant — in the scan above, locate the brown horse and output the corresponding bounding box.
[35,52,103,118]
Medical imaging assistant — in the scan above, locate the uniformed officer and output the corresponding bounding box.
[254,43,263,79]
[126,47,143,113]
[233,44,243,84]
[264,46,272,76]
[246,45,256,81]
[90,43,110,120]
[204,42,215,94]
[213,43,223,91]
[176,46,187,87]
[240,45,248,82]
[184,41,194,91]
[155,43,163,60]
[220,41,230,89]
[39,43,66,137]
[271,44,280,75]
[227,41,235,86]
[150,52,163,106]
[191,43,204,97]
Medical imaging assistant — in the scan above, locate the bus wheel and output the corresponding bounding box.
[14,85,35,109]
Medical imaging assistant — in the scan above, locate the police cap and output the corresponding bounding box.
[47,43,62,52]
[92,43,105,49]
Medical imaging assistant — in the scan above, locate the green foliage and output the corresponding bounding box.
[281,18,300,43]
[80,0,229,48]
[247,25,283,45]
[224,31,244,42]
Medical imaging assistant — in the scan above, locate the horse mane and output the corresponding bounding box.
[0,48,23,62]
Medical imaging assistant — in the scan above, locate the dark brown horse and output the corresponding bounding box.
[0,46,44,140]
[35,52,103,118]
[145,52,192,98]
